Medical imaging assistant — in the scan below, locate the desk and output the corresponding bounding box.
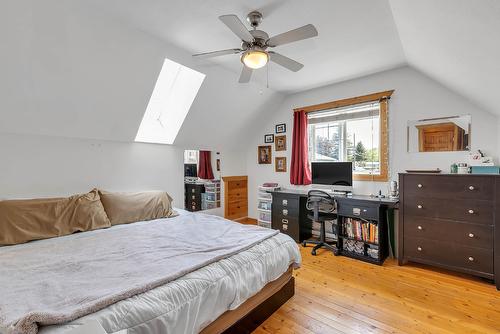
[270,189,398,265]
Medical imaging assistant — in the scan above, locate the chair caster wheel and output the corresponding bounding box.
[311,250,317,256]
[333,250,340,256]
[302,241,307,247]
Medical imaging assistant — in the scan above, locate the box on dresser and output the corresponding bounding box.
[398,173,499,290]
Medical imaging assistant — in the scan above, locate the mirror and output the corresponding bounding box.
[407,115,471,152]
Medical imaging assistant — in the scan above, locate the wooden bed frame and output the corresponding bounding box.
[201,266,295,334]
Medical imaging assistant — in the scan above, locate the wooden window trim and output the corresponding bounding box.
[295,90,393,182]
[293,90,394,113]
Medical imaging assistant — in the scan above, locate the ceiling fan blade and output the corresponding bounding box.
[238,65,253,83]
[219,15,255,43]
[269,52,304,72]
[267,24,318,47]
[192,48,241,59]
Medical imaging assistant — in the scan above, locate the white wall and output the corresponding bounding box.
[0,133,185,208]
[0,0,271,207]
[0,0,283,152]
[245,66,499,219]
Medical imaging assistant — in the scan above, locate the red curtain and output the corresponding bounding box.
[290,110,312,185]
[198,151,214,180]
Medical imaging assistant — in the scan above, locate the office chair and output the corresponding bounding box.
[302,190,339,256]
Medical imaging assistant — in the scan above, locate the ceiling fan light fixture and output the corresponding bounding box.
[241,50,269,69]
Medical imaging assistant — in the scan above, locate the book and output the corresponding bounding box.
[343,217,378,244]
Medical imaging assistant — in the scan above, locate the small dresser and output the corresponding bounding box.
[184,183,205,212]
[271,192,312,242]
[399,173,499,289]
[222,176,248,220]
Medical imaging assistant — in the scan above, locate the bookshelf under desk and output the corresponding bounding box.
[269,189,398,265]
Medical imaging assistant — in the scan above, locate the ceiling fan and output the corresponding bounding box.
[192,11,318,83]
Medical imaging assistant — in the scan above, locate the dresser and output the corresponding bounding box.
[222,176,248,220]
[399,173,499,289]
[271,191,312,243]
[184,183,205,212]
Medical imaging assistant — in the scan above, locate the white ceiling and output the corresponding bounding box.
[389,0,500,114]
[2,0,499,150]
[87,0,407,94]
[87,0,500,115]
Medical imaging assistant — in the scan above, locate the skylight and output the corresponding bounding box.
[135,58,205,145]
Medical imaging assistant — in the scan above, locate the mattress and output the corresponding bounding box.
[37,210,301,334]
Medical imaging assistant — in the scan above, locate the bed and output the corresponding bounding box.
[0,209,301,334]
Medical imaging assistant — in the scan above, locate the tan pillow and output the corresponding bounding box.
[0,189,111,246]
[98,190,175,225]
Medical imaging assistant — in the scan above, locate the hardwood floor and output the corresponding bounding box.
[254,244,500,334]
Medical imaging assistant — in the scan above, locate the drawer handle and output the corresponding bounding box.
[283,209,288,216]
[468,233,475,238]
[282,219,288,224]
[468,209,474,214]
[417,205,423,209]
[468,185,475,191]
[417,225,423,230]
[282,199,288,206]
[468,256,474,262]
[417,184,423,188]
[282,224,288,231]
[417,246,422,251]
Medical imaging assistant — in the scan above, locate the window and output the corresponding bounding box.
[298,91,392,181]
[135,58,205,145]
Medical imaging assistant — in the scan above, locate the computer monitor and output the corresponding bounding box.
[311,162,353,192]
[184,164,197,177]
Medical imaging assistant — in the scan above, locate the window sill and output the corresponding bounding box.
[353,174,388,182]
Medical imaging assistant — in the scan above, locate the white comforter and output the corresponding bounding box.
[0,211,300,334]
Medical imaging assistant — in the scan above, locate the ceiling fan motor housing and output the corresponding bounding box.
[247,11,263,28]
[250,30,269,49]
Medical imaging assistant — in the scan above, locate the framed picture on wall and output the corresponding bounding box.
[275,157,287,172]
[275,135,286,151]
[264,134,274,143]
[275,123,286,133]
[258,145,272,164]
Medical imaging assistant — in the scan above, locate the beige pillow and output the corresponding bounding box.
[0,189,111,246]
[98,190,175,225]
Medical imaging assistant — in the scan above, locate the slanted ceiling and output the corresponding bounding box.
[0,0,499,149]
[0,0,283,150]
[389,0,500,115]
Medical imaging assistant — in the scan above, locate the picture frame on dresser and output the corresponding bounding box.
[398,173,499,290]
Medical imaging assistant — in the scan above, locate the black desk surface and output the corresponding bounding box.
[269,188,399,207]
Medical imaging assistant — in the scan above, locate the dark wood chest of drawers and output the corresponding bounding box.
[184,183,205,212]
[399,173,499,289]
[271,192,313,242]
